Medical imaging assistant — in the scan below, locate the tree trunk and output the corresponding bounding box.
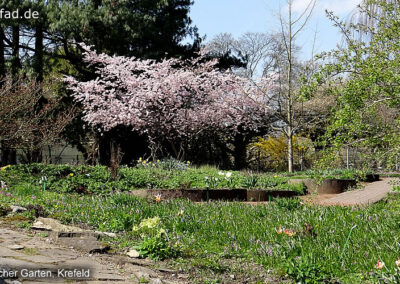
[34,22,44,81]
[11,25,20,78]
[29,22,45,162]
[0,26,5,82]
[287,127,294,172]
[1,25,21,165]
[286,1,294,173]
[110,139,123,180]
[0,26,7,165]
[233,133,247,170]
[98,134,111,166]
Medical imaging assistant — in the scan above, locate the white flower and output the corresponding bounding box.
[218,171,224,176]
[226,172,232,178]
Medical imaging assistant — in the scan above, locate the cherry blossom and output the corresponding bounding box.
[65,44,276,155]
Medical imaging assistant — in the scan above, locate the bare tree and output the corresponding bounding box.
[206,32,278,79]
[207,33,236,56]
[275,0,316,172]
[0,76,77,164]
[234,32,277,78]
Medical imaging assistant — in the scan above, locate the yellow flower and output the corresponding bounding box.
[154,194,162,203]
[138,157,142,162]
[375,260,385,269]
[0,165,11,171]
[157,160,160,163]
[152,163,155,167]
[273,175,278,178]
[69,173,74,177]
[177,209,184,216]
[187,161,190,164]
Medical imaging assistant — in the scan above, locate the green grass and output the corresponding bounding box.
[0,164,392,282]
[0,170,399,282]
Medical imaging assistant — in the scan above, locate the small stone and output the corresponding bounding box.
[8,244,24,250]
[95,231,117,238]
[127,248,140,258]
[230,274,236,280]
[149,278,163,284]
[10,206,27,213]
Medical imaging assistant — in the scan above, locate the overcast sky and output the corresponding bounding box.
[189,0,362,59]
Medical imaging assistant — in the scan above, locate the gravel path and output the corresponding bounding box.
[318,178,394,206]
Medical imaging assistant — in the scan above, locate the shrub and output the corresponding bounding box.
[132,216,180,260]
[133,236,180,260]
[282,255,331,283]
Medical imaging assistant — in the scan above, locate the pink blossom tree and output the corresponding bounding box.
[65,44,276,160]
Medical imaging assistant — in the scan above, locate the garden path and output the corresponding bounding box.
[317,178,394,206]
[0,224,185,284]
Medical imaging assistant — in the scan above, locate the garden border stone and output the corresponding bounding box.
[129,189,299,201]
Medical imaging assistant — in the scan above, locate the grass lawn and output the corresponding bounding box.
[1,164,399,283]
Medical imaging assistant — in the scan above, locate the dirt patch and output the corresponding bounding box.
[300,193,338,205]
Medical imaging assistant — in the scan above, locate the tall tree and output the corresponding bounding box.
[274,0,316,172]
[65,45,274,162]
[309,0,400,168]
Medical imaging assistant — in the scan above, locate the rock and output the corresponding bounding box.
[127,249,140,258]
[149,278,163,284]
[135,271,150,281]
[56,234,110,254]
[95,231,117,238]
[31,218,86,232]
[7,244,24,250]
[10,206,27,213]
[5,280,22,284]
